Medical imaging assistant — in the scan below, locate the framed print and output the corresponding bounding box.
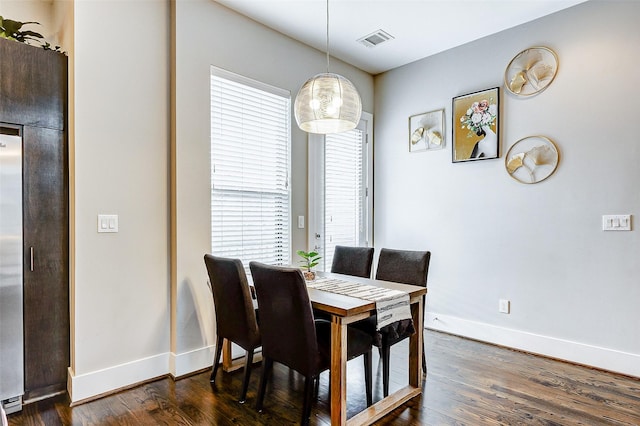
[409,109,445,152]
[452,87,499,163]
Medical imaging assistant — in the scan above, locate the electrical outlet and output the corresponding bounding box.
[499,299,510,314]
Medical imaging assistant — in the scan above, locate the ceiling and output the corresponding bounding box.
[214,0,586,75]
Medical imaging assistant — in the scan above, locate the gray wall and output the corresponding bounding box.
[374,0,640,376]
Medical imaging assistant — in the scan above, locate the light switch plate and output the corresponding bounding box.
[602,214,631,231]
[98,214,119,233]
[499,299,510,314]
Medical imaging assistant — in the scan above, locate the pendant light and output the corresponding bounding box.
[294,0,362,134]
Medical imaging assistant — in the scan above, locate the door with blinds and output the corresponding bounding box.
[309,113,373,271]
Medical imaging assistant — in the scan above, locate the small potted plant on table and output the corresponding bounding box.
[297,250,321,281]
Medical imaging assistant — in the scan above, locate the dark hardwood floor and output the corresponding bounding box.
[7,330,640,425]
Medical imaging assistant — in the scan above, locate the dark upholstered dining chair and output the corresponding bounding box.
[330,245,375,278]
[204,254,261,403]
[352,248,431,397]
[249,262,373,425]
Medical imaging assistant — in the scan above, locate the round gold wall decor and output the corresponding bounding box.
[504,46,559,96]
[505,136,559,184]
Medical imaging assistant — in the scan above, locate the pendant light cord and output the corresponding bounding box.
[326,0,330,73]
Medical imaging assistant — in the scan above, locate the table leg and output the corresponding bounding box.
[331,316,348,426]
[221,338,262,373]
[347,298,424,426]
[409,297,424,387]
[222,339,233,372]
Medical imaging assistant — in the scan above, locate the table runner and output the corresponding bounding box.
[307,278,412,331]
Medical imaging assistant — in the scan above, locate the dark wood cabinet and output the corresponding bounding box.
[22,126,69,399]
[0,38,67,130]
[0,38,69,401]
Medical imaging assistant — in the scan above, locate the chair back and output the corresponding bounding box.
[375,248,431,287]
[331,245,375,278]
[204,254,260,350]
[249,262,322,376]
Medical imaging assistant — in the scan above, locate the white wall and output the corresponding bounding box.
[171,0,374,374]
[5,0,372,402]
[374,0,640,377]
[70,0,170,400]
[0,0,53,42]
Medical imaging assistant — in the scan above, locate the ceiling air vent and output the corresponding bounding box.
[357,29,394,48]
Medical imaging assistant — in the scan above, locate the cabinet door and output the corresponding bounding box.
[0,38,67,130]
[22,125,69,399]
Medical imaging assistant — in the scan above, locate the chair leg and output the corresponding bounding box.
[301,375,316,426]
[210,335,224,383]
[382,344,391,397]
[421,299,428,376]
[422,350,427,376]
[239,349,255,403]
[313,374,320,399]
[363,350,372,407]
[256,357,272,412]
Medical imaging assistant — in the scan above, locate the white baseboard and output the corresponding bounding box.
[68,352,170,403]
[170,345,214,378]
[425,312,640,378]
[68,345,215,403]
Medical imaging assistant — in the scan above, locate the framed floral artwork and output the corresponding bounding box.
[409,109,445,152]
[452,87,499,163]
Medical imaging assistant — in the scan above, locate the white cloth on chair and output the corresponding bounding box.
[1,404,8,426]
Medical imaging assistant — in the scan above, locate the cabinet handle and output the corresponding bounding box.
[30,247,34,271]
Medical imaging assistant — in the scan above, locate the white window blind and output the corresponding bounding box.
[323,128,365,268]
[210,68,291,267]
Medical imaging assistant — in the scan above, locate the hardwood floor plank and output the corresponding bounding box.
[422,333,640,425]
[118,380,193,425]
[7,330,640,425]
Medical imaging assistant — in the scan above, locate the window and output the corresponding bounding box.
[210,67,291,267]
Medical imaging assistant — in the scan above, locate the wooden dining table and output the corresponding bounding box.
[310,271,427,426]
[220,270,427,425]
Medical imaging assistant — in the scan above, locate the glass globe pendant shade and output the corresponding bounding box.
[294,73,362,134]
